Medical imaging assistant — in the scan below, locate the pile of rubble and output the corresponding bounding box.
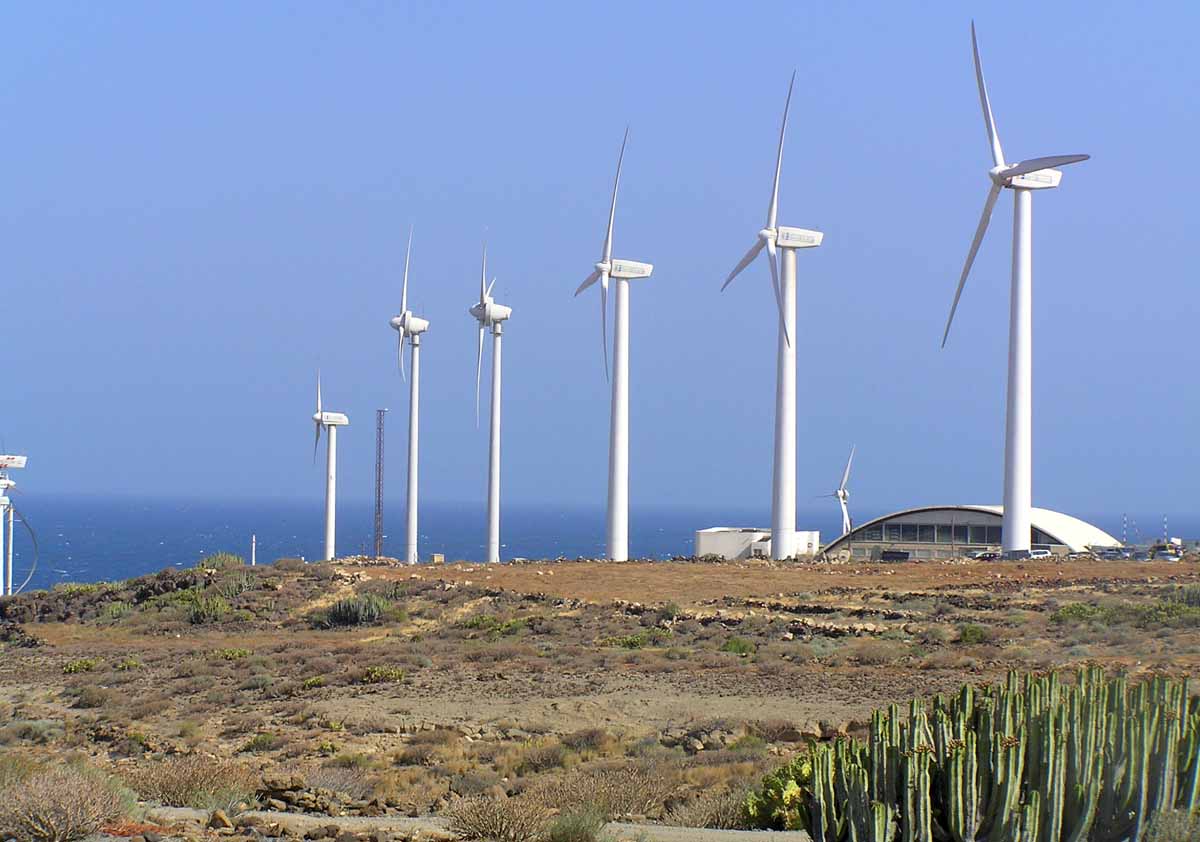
[256,773,398,818]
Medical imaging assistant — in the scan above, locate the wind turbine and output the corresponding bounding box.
[722,72,823,561]
[389,228,429,566]
[819,446,855,537]
[469,243,512,564]
[312,374,349,561]
[575,128,653,562]
[0,455,27,595]
[941,23,1089,558]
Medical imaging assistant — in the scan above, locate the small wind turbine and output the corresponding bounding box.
[312,374,349,561]
[469,243,512,564]
[722,72,824,561]
[389,227,429,566]
[820,446,855,537]
[576,128,653,562]
[941,23,1089,557]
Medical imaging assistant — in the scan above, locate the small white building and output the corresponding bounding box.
[695,527,820,560]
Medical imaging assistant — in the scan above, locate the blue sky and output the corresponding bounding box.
[2,2,1197,522]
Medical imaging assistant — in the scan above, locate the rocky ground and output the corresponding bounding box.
[0,554,1198,839]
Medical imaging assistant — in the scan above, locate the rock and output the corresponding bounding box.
[263,771,307,792]
[131,835,147,842]
[686,737,705,753]
[267,798,288,811]
[335,832,359,842]
[144,833,163,842]
[304,828,329,841]
[208,810,235,830]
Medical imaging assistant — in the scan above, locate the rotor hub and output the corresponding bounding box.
[988,166,1011,187]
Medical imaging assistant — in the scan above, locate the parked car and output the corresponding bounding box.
[1028,549,1052,559]
[970,550,1000,561]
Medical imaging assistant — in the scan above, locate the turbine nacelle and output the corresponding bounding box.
[313,411,349,427]
[990,165,1063,190]
[776,226,824,249]
[391,311,429,336]
[470,300,512,326]
[609,259,653,280]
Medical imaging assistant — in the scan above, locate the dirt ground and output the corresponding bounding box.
[1,555,1198,821]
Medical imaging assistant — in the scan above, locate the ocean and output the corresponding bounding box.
[3,495,1193,593]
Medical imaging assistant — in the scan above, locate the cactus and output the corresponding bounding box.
[745,667,1200,842]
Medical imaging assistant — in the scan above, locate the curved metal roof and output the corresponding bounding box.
[823,505,1121,554]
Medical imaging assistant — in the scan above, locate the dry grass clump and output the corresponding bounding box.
[305,766,374,800]
[528,761,680,820]
[0,765,127,842]
[515,739,568,776]
[123,755,259,812]
[746,719,800,743]
[0,753,41,790]
[665,784,753,829]
[444,794,549,842]
[560,727,616,753]
[543,807,605,842]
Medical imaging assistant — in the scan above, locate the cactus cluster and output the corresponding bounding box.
[745,668,1200,842]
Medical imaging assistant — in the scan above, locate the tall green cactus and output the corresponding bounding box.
[746,667,1200,842]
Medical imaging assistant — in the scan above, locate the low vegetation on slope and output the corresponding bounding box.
[0,554,1198,834]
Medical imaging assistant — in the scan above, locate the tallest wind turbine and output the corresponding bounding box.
[941,23,1089,557]
[722,73,824,561]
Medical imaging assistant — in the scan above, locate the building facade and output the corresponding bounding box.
[820,505,1120,560]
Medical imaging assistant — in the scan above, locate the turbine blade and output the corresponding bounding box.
[402,225,412,315]
[397,331,406,382]
[841,499,851,532]
[840,445,855,492]
[486,276,496,298]
[603,127,628,263]
[971,22,1006,168]
[767,239,791,348]
[601,272,610,382]
[1003,154,1090,179]
[475,324,485,427]
[721,239,765,291]
[480,242,487,304]
[942,183,1002,347]
[575,269,602,296]
[316,371,322,415]
[313,421,322,464]
[767,71,795,230]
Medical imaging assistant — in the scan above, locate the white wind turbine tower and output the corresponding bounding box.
[0,455,27,595]
[312,374,349,561]
[941,23,1089,557]
[575,128,653,562]
[389,228,429,566]
[722,72,824,561]
[469,243,512,564]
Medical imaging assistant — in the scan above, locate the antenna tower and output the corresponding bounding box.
[374,408,388,558]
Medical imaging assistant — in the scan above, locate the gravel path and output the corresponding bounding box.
[146,806,812,842]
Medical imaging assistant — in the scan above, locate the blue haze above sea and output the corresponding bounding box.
[4,495,1197,594]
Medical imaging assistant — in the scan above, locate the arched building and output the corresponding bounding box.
[821,505,1120,561]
